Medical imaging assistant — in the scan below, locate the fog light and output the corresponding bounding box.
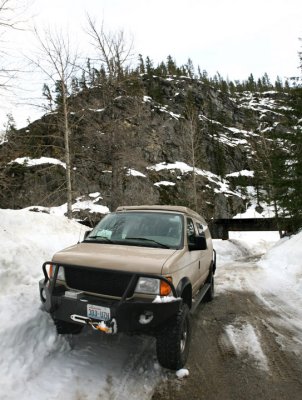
[139,311,154,325]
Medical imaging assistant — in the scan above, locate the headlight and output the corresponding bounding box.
[135,277,160,294]
[57,267,65,281]
[48,264,65,281]
[135,277,173,296]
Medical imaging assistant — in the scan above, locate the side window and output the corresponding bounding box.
[187,218,196,246]
[196,222,204,236]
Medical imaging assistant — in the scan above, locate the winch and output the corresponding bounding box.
[70,314,117,334]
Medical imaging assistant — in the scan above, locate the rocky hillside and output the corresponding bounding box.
[0,73,297,224]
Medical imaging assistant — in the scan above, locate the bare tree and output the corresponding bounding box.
[178,97,204,212]
[0,0,28,92]
[0,0,28,202]
[29,27,79,218]
[80,95,150,211]
[82,17,150,210]
[86,15,133,82]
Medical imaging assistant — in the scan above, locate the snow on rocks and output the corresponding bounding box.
[154,181,176,187]
[126,168,147,177]
[23,193,110,217]
[226,169,254,178]
[9,156,66,169]
[148,161,242,198]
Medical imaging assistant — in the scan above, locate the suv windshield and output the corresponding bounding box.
[85,212,184,249]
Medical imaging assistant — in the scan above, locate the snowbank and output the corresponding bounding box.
[0,209,162,400]
[0,209,86,288]
[258,230,302,293]
[0,209,87,399]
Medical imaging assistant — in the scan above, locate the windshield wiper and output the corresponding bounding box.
[125,237,170,249]
[84,236,115,244]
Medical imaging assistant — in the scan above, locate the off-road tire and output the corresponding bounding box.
[203,270,214,302]
[53,318,83,334]
[156,303,191,370]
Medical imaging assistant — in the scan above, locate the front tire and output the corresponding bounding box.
[156,304,191,370]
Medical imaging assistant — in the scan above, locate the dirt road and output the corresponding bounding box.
[152,257,302,400]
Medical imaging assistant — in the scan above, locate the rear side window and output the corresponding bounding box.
[196,222,204,235]
[187,218,196,246]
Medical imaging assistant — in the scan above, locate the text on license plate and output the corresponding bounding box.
[87,304,110,321]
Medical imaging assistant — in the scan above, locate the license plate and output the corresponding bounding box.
[87,304,110,321]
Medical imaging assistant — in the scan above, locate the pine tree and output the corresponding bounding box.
[275,76,283,91]
[246,73,256,91]
[145,56,153,76]
[138,54,145,74]
[185,58,194,78]
[42,83,53,110]
[166,55,177,75]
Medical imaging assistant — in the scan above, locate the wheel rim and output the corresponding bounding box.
[180,319,188,353]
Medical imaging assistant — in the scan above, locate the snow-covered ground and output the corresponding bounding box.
[0,209,301,399]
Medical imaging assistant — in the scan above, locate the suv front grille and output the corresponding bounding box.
[64,266,135,298]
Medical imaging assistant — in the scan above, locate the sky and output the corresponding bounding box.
[1,0,302,129]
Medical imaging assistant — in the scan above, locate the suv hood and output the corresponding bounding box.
[52,242,178,275]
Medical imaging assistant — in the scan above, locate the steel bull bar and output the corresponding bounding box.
[39,262,182,334]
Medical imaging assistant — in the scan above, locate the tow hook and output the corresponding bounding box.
[70,314,117,334]
[89,319,117,334]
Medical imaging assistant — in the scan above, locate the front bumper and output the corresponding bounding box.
[39,262,182,334]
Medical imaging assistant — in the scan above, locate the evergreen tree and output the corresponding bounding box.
[166,55,177,75]
[42,83,53,110]
[155,61,167,76]
[261,72,271,90]
[246,73,256,91]
[54,80,64,105]
[138,54,145,74]
[145,56,153,76]
[275,76,283,91]
[185,58,194,78]
[71,77,79,95]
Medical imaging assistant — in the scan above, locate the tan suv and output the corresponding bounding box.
[39,205,216,370]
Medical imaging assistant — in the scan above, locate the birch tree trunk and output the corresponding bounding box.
[30,28,78,219]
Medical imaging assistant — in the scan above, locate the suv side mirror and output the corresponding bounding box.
[189,235,207,251]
